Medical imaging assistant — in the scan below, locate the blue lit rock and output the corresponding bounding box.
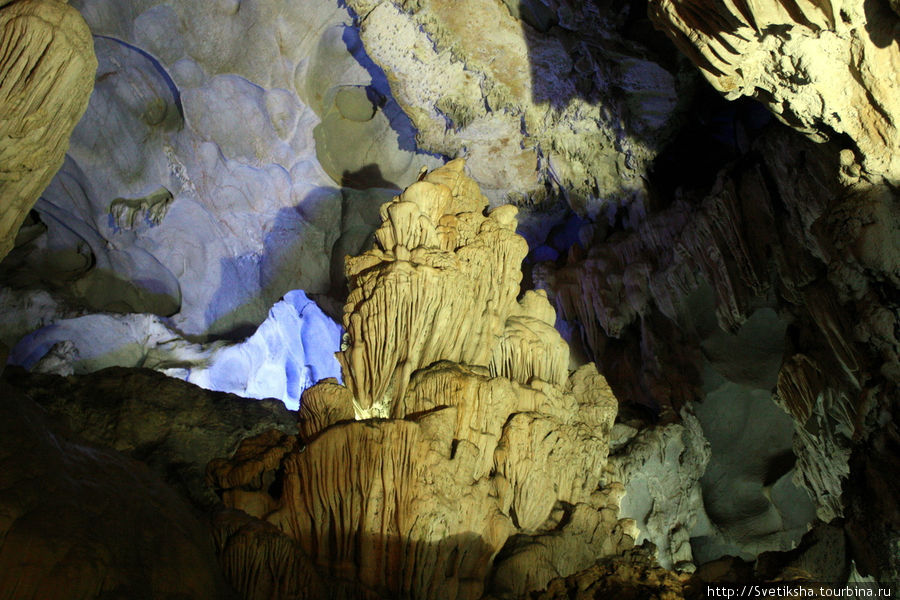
[184,290,343,410]
[10,290,342,410]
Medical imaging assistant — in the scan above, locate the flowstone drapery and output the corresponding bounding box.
[0,0,96,260]
[648,0,900,183]
[209,160,632,599]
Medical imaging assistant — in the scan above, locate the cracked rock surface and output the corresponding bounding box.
[346,0,685,215]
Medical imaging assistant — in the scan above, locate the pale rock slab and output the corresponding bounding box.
[9,289,342,410]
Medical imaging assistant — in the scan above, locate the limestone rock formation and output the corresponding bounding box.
[345,0,683,214]
[0,0,896,594]
[338,158,568,416]
[208,161,631,599]
[3,0,441,338]
[535,120,898,569]
[212,508,327,600]
[0,0,96,261]
[0,373,236,599]
[693,330,818,562]
[518,524,856,600]
[535,128,844,357]
[648,0,900,182]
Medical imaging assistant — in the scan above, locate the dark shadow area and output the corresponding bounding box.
[844,401,900,579]
[341,163,401,190]
[863,0,900,48]
[591,311,704,421]
[213,510,504,600]
[754,523,849,583]
[327,184,389,306]
[518,0,686,124]
[762,449,797,487]
[648,88,773,210]
[2,364,297,513]
[0,371,238,599]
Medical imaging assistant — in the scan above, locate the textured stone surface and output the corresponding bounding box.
[609,411,711,570]
[535,128,844,360]
[339,159,568,417]
[0,374,236,599]
[345,0,684,214]
[511,546,689,600]
[534,103,900,577]
[211,508,326,600]
[533,122,898,562]
[648,0,900,182]
[8,0,440,338]
[515,525,855,599]
[0,0,95,261]
[1,0,897,593]
[208,162,631,599]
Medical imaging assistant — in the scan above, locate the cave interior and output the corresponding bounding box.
[0,0,898,598]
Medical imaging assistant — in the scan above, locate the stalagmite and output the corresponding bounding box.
[209,161,628,599]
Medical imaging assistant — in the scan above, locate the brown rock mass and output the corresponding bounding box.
[0,375,235,600]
